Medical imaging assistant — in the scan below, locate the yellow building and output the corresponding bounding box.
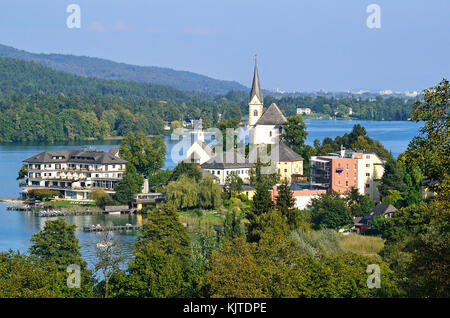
[276,143,304,183]
[241,185,256,200]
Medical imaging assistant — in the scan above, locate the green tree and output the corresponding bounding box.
[404,79,449,200]
[164,175,199,210]
[222,211,243,242]
[378,156,407,206]
[170,161,202,182]
[119,132,166,175]
[281,116,308,154]
[113,164,144,205]
[225,172,243,197]
[29,218,87,270]
[135,203,191,262]
[275,179,298,229]
[308,191,352,229]
[91,188,114,208]
[16,164,28,180]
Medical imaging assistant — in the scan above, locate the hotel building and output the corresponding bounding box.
[22,148,128,200]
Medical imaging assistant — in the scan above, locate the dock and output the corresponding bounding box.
[83,224,140,232]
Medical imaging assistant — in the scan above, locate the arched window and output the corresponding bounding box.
[253,110,258,116]
[269,131,272,137]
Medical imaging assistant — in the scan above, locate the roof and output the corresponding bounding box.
[255,103,288,126]
[200,152,251,169]
[277,143,304,162]
[24,149,128,165]
[362,203,397,222]
[108,148,119,157]
[241,185,256,191]
[249,60,263,104]
[248,143,303,163]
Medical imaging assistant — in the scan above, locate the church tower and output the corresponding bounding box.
[248,56,263,128]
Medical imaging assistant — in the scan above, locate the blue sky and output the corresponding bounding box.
[0,0,448,92]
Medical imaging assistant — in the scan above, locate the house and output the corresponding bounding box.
[22,148,128,200]
[200,152,251,185]
[296,108,311,115]
[241,184,256,200]
[354,203,397,234]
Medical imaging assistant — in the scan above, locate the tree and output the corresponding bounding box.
[170,161,202,182]
[16,164,28,180]
[275,179,298,229]
[222,211,243,242]
[113,164,144,205]
[29,218,87,271]
[346,187,374,217]
[135,203,191,262]
[404,79,449,199]
[198,176,222,210]
[378,156,407,206]
[225,172,243,197]
[207,237,268,298]
[94,232,125,298]
[164,175,199,210]
[147,168,172,192]
[281,116,308,154]
[91,188,114,208]
[308,191,352,229]
[113,242,186,298]
[119,131,166,175]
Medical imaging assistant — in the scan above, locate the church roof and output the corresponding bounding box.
[255,103,287,126]
[247,143,303,163]
[249,59,263,104]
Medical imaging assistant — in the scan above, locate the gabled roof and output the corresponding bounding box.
[255,103,287,126]
[200,152,251,169]
[24,149,128,165]
[249,60,263,104]
[247,143,303,163]
[361,203,397,223]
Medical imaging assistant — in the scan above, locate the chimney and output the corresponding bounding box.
[340,145,345,158]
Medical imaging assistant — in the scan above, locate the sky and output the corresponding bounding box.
[0,0,448,92]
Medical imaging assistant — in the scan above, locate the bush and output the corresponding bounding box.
[28,189,60,201]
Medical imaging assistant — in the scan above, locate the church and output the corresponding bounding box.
[247,58,304,182]
[190,58,304,184]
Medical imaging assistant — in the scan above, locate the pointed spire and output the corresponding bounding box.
[249,54,263,104]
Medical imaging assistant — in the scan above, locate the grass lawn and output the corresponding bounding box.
[339,233,384,259]
[44,200,97,208]
[178,210,224,234]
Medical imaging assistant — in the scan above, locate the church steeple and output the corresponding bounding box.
[248,55,264,129]
[249,55,263,104]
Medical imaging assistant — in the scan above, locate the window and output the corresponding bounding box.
[354,181,357,186]
[354,172,357,178]
[253,110,258,116]
[269,131,272,137]
[354,164,357,169]
[338,163,341,168]
[366,173,370,176]
[345,181,349,186]
[366,155,370,159]
[284,169,287,173]
[366,164,370,168]
[338,180,341,185]
[346,172,348,178]
[366,184,370,188]
[346,164,349,169]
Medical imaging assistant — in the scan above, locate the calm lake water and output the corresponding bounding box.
[0,120,423,269]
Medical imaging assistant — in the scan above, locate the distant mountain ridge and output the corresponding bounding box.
[0,44,247,94]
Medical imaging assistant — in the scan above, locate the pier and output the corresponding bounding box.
[83,224,140,232]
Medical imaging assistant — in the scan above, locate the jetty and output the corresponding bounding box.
[83,224,140,232]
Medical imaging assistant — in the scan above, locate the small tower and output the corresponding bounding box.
[248,55,263,127]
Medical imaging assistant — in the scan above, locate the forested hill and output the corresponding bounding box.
[0,44,247,94]
[0,56,200,102]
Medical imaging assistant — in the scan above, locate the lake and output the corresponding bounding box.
[0,120,423,270]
